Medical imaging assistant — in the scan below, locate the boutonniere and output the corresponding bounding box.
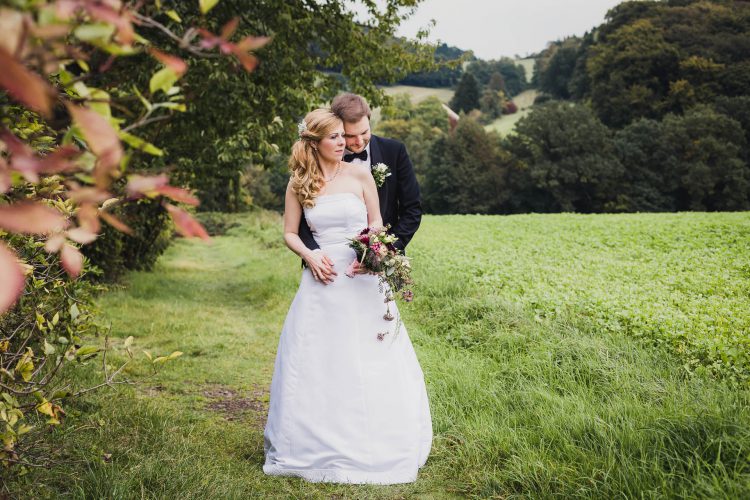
[371,163,391,188]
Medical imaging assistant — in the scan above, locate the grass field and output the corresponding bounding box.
[485,89,538,136]
[8,211,750,498]
[381,85,455,104]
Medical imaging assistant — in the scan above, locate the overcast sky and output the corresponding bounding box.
[353,0,626,60]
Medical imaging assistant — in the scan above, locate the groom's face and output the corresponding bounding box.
[342,116,371,153]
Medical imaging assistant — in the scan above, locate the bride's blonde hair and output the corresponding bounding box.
[289,108,342,208]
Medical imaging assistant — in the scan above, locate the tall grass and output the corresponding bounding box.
[6,211,750,499]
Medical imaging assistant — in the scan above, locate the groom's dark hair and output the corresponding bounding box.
[331,93,371,123]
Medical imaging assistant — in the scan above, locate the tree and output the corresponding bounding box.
[102,0,437,212]
[450,72,481,113]
[660,106,750,211]
[422,118,508,214]
[505,102,624,212]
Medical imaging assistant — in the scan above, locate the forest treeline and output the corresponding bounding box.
[379,0,750,214]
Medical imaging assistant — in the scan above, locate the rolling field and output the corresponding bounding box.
[9,211,750,498]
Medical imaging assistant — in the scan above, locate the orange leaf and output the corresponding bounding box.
[0,158,10,194]
[125,174,169,198]
[235,35,271,52]
[0,46,55,118]
[0,202,68,234]
[60,243,83,278]
[44,233,66,253]
[66,227,98,244]
[154,185,199,206]
[0,242,25,315]
[67,186,112,204]
[149,48,187,76]
[165,204,210,241]
[233,51,259,72]
[220,18,239,41]
[99,211,133,235]
[76,203,100,232]
[86,3,134,45]
[65,103,123,184]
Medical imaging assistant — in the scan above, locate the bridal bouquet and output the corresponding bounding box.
[346,226,414,340]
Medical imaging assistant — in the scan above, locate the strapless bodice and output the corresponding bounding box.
[303,192,367,248]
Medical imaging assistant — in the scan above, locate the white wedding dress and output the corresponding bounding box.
[263,192,432,484]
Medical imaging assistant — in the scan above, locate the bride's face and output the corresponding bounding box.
[316,125,346,163]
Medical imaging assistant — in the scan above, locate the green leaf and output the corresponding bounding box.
[75,346,101,357]
[69,303,80,321]
[43,340,56,355]
[149,67,179,95]
[167,351,183,360]
[143,350,152,361]
[199,0,220,14]
[74,23,116,42]
[166,10,182,23]
[51,312,59,325]
[118,131,164,156]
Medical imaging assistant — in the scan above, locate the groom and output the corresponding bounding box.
[298,92,423,283]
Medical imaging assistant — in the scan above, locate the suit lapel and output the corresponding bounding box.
[368,135,387,218]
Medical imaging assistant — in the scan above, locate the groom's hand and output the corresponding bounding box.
[305,249,337,284]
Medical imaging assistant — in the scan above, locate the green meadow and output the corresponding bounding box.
[10,210,750,498]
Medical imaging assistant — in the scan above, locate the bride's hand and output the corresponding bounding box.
[304,249,337,284]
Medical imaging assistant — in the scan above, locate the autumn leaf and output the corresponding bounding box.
[0,242,25,315]
[60,243,84,278]
[99,211,133,235]
[0,201,67,234]
[66,103,123,184]
[154,185,200,206]
[165,204,210,241]
[149,48,187,76]
[0,46,55,118]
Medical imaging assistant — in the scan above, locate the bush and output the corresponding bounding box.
[0,232,100,466]
[82,199,172,283]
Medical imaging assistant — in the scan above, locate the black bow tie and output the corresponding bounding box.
[344,150,368,162]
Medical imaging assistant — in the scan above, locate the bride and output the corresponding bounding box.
[262,108,432,484]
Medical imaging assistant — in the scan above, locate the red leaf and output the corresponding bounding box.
[76,203,100,232]
[67,186,112,204]
[0,157,10,194]
[165,204,210,241]
[86,3,135,45]
[154,185,199,206]
[66,226,98,244]
[60,243,83,278]
[38,145,80,174]
[125,174,169,198]
[99,211,133,235]
[233,51,259,72]
[0,46,55,118]
[0,202,67,234]
[220,18,239,40]
[235,35,271,52]
[65,103,123,184]
[0,242,25,315]
[149,48,187,76]
[44,233,66,253]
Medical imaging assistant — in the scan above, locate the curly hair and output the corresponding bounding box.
[289,108,342,208]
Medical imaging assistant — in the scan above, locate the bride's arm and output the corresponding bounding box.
[283,183,337,284]
[360,170,383,228]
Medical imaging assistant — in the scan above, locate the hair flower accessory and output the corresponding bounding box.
[297,119,308,137]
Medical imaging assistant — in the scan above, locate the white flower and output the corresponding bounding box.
[371,163,392,187]
[297,119,307,137]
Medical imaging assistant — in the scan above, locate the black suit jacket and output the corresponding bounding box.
[298,134,422,252]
